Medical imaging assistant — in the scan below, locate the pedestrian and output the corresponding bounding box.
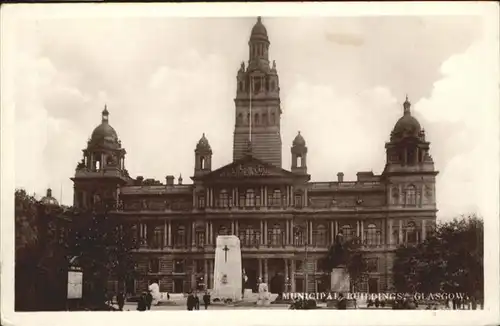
[337,294,347,310]
[203,291,211,310]
[145,291,153,310]
[167,292,170,301]
[194,291,200,310]
[137,293,147,311]
[117,292,125,311]
[186,292,195,311]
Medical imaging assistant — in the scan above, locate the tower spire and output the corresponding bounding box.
[403,95,411,115]
[102,104,109,123]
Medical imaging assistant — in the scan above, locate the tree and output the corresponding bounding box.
[319,235,368,291]
[67,205,138,304]
[393,214,483,301]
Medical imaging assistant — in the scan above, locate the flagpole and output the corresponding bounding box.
[249,76,252,143]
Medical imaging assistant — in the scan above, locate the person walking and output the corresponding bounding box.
[203,291,211,310]
[186,292,196,311]
[137,293,147,311]
[145,291,153,310]
[117,292,125,311]
[194,291,200,310]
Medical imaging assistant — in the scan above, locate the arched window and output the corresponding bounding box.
[341,225,353,241]
[200,157,205,170]
[269,189,282,207]
[365,224,381,246]
[262,113,268,125]
[219,189,229,208]
[297,155,302,168]
[95,160,101,171]
[314,224,327,247]
[175,226,186,247]
[245,189,255,207]
[254,79,261,93]
[271,81,275,91]
[268,224,284,246]
[405,185,417,206]
[254,113,260,126]
[237,113,243,125]
[293,226,306,246]
[239,225,260,247]
[265,76,269,91]
[271,112,276,125]
[239,81,243,92]
[152,225,164,249]
[405,221,418,245]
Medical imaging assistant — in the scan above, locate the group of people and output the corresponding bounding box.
[186,291,211,311]
[136,291,154,311]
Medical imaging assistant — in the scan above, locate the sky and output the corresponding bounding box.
[4,5,499,221]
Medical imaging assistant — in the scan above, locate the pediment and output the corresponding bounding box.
[204,156,295,180]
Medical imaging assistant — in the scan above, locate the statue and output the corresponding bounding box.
[148,283,161,305]
[334,232,347,267]
[257,277,270,306]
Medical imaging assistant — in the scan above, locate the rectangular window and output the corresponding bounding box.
[198,196,205,209]
[149,258,160,273]
[196,260,204,274]
[196,231,205,247]
[295,260,303,272]
[365,258,378,273]
[294,195,302,208]
[173,259,185,273]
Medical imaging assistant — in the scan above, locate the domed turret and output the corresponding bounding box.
[291,131,307,174]
[391,96,421,141]
[293,131,306,147]
[250,16,269,42]
[196,133,212,152]
[89,106,120,149]
[40,188,59,207]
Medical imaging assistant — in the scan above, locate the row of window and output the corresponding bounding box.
[139,223,424,248]
[146,257,380,274]
[199,189,301,208]
[236,111,277,127]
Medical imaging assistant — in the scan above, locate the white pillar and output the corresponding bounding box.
[360,220,364,244]
[164,220,167,247]
[388,219,393,245]
[398,220,403,244]
[422,219,426,241]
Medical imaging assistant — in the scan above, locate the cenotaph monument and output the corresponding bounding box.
[212,235,242,302]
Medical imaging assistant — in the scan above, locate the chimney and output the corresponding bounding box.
[166,175,175,186]
[337,172,344,183]
[178,174,183,185]
[47,188,52,197]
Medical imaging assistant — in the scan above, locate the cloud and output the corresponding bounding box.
[414,35,499,219]
[8,16,494,222]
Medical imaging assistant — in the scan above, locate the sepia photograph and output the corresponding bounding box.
[1,2,499,326]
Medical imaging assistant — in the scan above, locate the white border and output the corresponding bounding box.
[1,2,499,326]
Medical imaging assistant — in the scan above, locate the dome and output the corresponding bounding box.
[293,131,306,147]
[89,106,119,147]
[196,133,211,151]
[250,17,269,42]
[391,96,421,140]
[40,188,59,207]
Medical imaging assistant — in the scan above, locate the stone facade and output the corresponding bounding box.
[71,18,438,295]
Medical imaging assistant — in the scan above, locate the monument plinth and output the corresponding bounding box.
[212,235,242,302]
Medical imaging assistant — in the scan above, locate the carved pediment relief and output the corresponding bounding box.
[208,157,293,179]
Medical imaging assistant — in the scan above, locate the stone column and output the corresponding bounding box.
[209,260,214,290]
[191,222,196,246]
[235,220,239,236]
[290,219,294,245]
[164,220,168,248]
[309,221,313,245]
[258,259,263,281]
[330,221,334,243]
[210,222,213,245]
[291,260,296,292]
[260,187,264,206]
[264,187,268,207]
[304,189,308,207]
[206,188,210,207]
[356,221,360,237]
[335,221,338,237]
[231,220,235,235]
[286,220,289,244]
[205,221,209,245]
[398,220,403,244]
[264,220,268,245]
[264,259,268,283]
[167,221,172,246]
[204,259,208,290]
[388,219,393,245]
[260,220,264,245]
[235,188,239,207]
[191,261,196,290]
[421,219,426,241]
[360,220,364,244]
[284,259,289,292]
